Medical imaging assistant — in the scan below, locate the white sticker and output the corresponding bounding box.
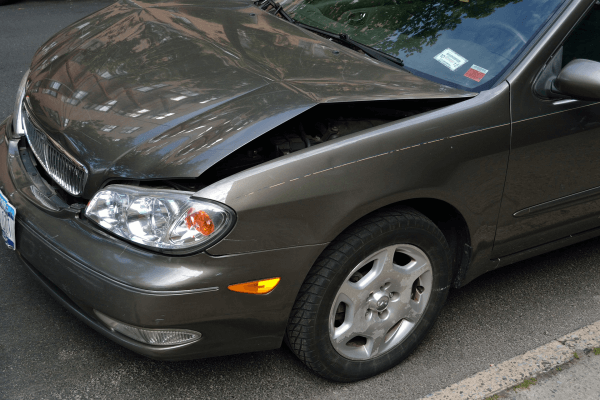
[434,48,468,71]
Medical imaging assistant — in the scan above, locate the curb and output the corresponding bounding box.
[421,320,600,399]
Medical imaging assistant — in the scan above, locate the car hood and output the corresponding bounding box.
[25,0,474,197]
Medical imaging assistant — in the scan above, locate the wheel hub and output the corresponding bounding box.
[328,244,434,360]
[368,290,390,312]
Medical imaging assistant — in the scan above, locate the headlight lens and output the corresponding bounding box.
[85,185,235,254]
[12,69,30,138]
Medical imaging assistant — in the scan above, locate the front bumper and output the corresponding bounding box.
[0,118,327,360]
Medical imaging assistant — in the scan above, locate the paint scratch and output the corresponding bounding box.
[234,124,505,201]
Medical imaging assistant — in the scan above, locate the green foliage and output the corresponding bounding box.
[291,0,522,56]
[513,377,537,391]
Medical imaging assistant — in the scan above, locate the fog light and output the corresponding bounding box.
[94,310,201,346]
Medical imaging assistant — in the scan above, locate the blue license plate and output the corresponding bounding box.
[0,190,16,250]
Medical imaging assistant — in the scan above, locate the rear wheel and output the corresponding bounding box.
[286,206,453,382]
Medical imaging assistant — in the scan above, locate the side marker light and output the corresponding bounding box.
[228,277,281,295]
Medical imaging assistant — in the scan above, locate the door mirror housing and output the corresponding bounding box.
[553,59,600,101]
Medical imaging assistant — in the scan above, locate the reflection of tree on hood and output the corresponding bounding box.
[289,0,521,57]
[71,6,291,91]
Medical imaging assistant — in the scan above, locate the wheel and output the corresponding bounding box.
[286,206,453,382]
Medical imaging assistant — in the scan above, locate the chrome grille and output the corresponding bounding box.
[23,111,88,196]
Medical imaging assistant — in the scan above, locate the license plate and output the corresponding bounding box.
[0,190,16,250]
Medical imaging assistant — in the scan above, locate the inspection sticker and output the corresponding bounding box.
[464,65,489,82]
[434,48,467,71]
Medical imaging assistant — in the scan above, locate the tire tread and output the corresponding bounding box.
[286,206,450,380]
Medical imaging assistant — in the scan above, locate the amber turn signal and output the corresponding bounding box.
[228,278,281,295]
[186,209,215,236]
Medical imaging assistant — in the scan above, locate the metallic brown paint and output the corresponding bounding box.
[24,0,471,198]
[4,0,600,362]
[554,59,600,100]
[494,0,600,258]
[202,83,511,288]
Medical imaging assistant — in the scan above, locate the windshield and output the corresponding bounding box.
[282,0,565,92]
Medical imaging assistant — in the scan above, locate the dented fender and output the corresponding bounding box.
[198,83,512,284]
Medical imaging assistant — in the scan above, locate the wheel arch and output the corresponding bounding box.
[399,198,471,288]
[327,197,472,289]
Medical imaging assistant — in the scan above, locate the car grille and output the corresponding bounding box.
[23,111,88,196]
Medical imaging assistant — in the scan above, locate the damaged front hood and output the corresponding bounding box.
[25,0,473,197]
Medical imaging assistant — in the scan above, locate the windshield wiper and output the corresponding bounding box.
[294,23,405,68]
[254,1,405,69]
[255,1,295,23]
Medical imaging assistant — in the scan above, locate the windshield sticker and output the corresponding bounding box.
[464,65,489,82]
[434,49,467,71]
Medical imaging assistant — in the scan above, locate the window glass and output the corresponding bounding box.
[562,6,600,67]
[283,0,566,92]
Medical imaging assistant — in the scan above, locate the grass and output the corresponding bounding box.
[499,348,600,397]
[486,348,600,398]
[513,377,538,391]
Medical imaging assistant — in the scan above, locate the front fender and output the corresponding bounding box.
[198,83,511,278]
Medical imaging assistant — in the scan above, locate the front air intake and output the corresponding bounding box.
[22,109,88,196]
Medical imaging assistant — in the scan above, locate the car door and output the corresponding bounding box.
[493,0,600,257]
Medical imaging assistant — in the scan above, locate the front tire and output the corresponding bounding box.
[286,206,453,382]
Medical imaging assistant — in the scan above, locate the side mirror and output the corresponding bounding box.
[553,59,600,101]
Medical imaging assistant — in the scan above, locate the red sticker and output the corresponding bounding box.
[464,65,489,82]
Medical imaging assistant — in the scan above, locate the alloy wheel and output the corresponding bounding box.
[328,244,433,360]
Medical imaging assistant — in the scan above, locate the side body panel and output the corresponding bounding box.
[494,0,600,257]
[200,84,512,285]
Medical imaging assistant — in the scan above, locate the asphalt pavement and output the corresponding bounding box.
[2,1,600,399]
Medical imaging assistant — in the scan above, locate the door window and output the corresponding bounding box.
[562,5,600,66]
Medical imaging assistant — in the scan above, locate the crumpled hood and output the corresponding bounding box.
[25,0,473,197]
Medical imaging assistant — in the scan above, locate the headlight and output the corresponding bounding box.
[85,185,235,254]
[12,69,30,138]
